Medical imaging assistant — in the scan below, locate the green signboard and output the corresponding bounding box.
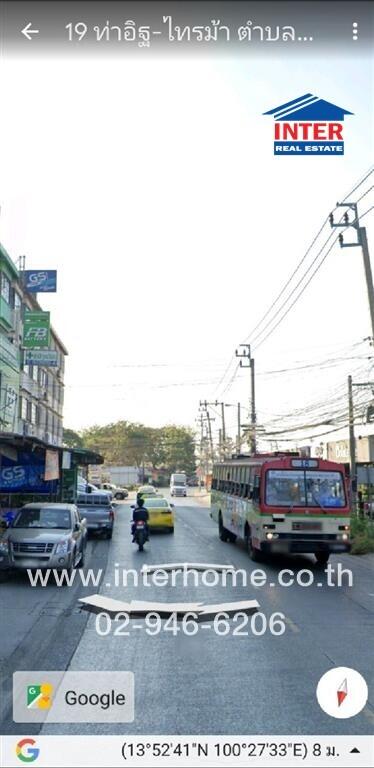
[60,468,78,503]
[22,311,50,349]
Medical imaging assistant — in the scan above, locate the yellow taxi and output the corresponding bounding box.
[144,497,175,533]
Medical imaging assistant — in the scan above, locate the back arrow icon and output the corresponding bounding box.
[22,22,39,40]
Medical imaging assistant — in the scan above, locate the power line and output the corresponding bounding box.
[245,168,374,346]
[253,230,346,351]
[213,168,374,398]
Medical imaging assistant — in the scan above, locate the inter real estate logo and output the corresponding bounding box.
[263,93,353,155]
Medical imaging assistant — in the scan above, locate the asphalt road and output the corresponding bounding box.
[1,491,374,735]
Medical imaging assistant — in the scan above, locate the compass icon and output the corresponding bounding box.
[337,677,348,707]
[316,667,368,719]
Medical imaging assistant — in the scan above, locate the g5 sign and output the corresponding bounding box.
[24,270,57,293]
[1,466,26,486]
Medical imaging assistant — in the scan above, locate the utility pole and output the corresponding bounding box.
[220,402,226,447]
[348,375,356,511]
[347,377,374,514]
[237,402,241,455]
[330,203,374,342]
[251,357,256,449]
[196,412,205,490]
[199,401,215,464]
[199,399,221,459]
[205,410,214,463]
[236,344,256,453]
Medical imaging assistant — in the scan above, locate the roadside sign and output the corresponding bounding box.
[22,311,50,349]
[23,270,57,293]
[60,468,78,502]
[24,350,58,367]
[44,449,60,481]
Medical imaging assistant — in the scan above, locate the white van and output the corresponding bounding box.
[170,473,187,497]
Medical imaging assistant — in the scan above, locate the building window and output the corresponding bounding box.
[32,366,38,382]
[26,401,32,421]
[21,397,28,420]
[14,292,22,310]
[30,403,37,424]
[1,273,10,303]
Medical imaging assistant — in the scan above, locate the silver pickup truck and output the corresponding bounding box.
[76,493,115,539]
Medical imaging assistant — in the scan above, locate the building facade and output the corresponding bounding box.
[0,245,20,431]
[0,242,67,446]
[326,435,374,464]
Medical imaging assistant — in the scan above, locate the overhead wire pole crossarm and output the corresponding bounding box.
[330,202,374,344]
[235,345,256,454]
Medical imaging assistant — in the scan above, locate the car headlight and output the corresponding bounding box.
[0,540,9,554]
[55,539,71,555]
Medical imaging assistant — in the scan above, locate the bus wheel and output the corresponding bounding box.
[315,552,329,567]
[219,514,231,542]
[246,530,263,562]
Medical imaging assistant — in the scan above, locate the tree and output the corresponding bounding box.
[77,420,196,475]
[159,425,196,475]
[62,428,84,449]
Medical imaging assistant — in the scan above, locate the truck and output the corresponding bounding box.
[170,472,187,497]
[76,491,115,539]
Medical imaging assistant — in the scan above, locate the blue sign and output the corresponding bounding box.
[0,452,58,494]
[24,270,57,293]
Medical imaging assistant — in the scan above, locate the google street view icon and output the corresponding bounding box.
[263,93,353,155]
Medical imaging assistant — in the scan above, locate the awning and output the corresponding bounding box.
[0,433,103,467]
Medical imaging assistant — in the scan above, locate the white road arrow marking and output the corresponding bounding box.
[79,594,260,619]
[140,562,235,574]
[22,22,40,40]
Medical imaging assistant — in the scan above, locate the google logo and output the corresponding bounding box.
[16,739,40,763]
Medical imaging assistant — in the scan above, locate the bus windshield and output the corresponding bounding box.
[265,469,346,508]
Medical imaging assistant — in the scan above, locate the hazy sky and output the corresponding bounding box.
[1,47,373,447]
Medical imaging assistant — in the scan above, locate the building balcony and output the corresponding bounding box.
[20,372,39,398]
[0,334,20,373]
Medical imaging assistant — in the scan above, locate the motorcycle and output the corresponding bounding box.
[133,520,148,552]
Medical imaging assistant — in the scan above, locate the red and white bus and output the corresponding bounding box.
[211,453,351,565]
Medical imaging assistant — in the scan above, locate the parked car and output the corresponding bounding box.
[1,503,87,573]
[77,476,113,501]
[76,492,115,539]
[187,476,199,487]
[96,482,129,500]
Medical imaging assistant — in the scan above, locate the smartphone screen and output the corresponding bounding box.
[0,2,373,767]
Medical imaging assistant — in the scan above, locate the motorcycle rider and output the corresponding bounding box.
[131,496,150,542]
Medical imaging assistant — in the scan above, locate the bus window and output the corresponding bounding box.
[252,473,261,502]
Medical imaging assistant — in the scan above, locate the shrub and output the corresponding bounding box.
[350,516,374,554]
